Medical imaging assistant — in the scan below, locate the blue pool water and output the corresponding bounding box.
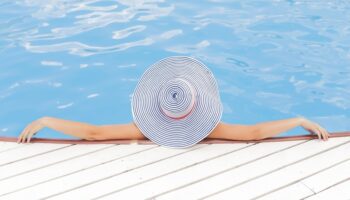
[1,0,349,139]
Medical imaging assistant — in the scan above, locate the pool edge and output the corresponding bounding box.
[1,131,349,145]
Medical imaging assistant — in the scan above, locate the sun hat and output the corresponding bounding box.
[131,56,223,149]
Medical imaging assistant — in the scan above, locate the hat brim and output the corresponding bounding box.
[131,56,223,148]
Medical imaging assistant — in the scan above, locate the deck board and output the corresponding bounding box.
[0,136,349,200]
[301,158,350,193]
[93,140,306,199]
[0,143,71,167]
[0,144,156,197]
[1,143,240,200]
[153,137,350,200]
[46,143,251,200]
[257,182,314,200]
[0,142,25,153]
[204,137,350,199]
[304,178,350,200]
[0,144,201,199]
[259,152,350,200]
[0,144,115,180]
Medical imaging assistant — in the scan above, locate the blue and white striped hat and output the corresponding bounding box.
[131,56,223,149]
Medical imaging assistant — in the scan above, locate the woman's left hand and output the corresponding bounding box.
[17,117,46,143]
[300,117,330,141]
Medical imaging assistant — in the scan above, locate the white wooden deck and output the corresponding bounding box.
[0,136,349,200]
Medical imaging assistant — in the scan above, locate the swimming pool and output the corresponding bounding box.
[1,0,349,140]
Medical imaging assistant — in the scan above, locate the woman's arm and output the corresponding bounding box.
[18,116,330,143]
[17,116,145,143]
[208,117,330,141]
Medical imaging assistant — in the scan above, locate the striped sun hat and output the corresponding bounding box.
[131,56,223,149]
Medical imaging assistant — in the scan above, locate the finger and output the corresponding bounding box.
[18,135,23,144]
[320,127,327,141]
[322,127,330,140]
[314,128,321,140]
[27,131,36,143]
[26,131,31,143]
[18,135,22,143]
[17,133,22,143]
[26,133,31,143]
[24,128,34,143]
[317,127,326,141]
[17,131,24,143]
[19,131,25,143]
[18,130,24,143]
[318,126,328,141]
[21,129,30,143]
[17,127,28,143]
[323,127,329,140]
[20,124,32,143]
[17,135,21,144]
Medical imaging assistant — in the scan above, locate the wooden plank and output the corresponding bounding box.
[205,138,350,200]
[250,149,350,199]
[0,144,198,199]
[154,137,350,200]
[0,143,72,166]
[301,158,350,193]
[257,182,314,200]
[0,144,157,197]
[91,140,306,199]
[2,143,238,200]
[304,178,350,200]
[45,143,252,200]
[0,144,116,180]
[0,142,24,153]
[234,159,350,200]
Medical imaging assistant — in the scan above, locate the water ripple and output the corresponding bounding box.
[112,25,146,40]
[23,28,182,56]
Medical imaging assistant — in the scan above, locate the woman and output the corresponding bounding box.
[17,116,329,144]
[17,56,330,145]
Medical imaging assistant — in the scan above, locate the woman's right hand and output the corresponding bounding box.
[299,117,330,141]
[17,117,46,143]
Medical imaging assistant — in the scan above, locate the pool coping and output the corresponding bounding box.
[1,131,349,145]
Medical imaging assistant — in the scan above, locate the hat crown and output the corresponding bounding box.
[158,77,196,120]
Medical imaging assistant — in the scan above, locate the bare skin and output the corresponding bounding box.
[17,116,330,144]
